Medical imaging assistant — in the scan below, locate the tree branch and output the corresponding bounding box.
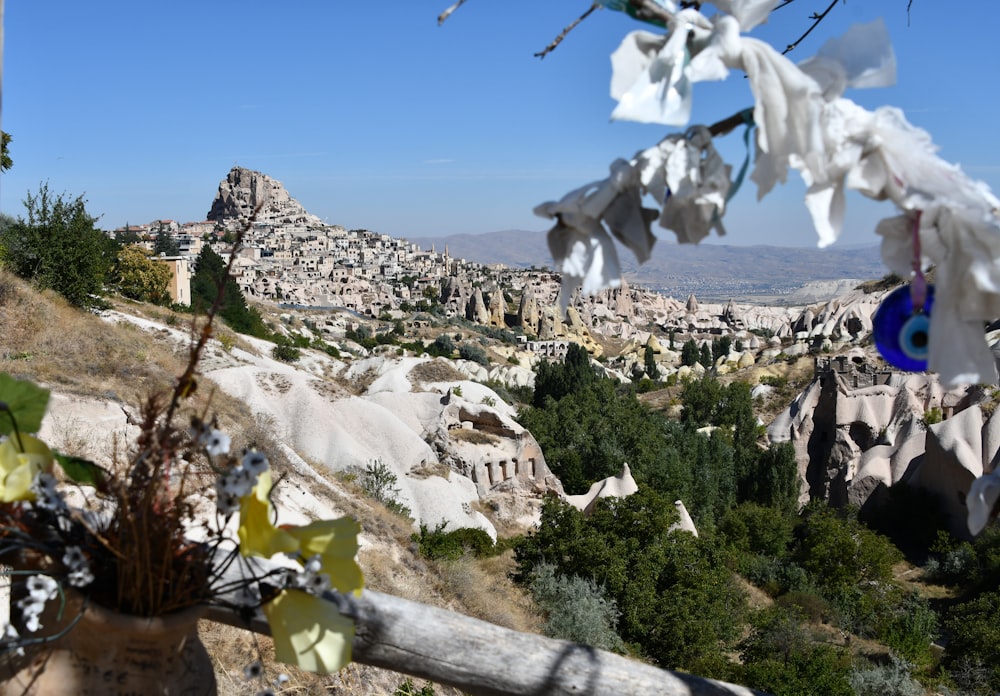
[535,3,601,59]
[782,0,839,55]
[437,0,469,26]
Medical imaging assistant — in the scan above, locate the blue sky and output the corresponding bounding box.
[2,1,998,249]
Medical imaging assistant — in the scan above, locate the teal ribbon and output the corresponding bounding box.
[726,108,756,204]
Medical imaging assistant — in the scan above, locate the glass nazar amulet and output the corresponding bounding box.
[873,283,934,372]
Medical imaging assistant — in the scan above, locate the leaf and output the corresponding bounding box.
[54,452,107,489]
[0,373,50,435]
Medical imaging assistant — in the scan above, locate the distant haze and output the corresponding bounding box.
[411,229,886,302]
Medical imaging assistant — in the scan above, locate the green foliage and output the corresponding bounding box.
[515,490,746,671]
[849,655,924,696]
[0,373,51,435]
[459,344,489,365]
[739,607,853,696]
[719,502,796,559]
[357,459,411,518]
[113,244,172,304]
[191,245,270,338]
[1,131,12,171]
[712,335,732,361]
[430,333,454,357]
[393,679,436,696]
[153,228,180,256]
[532,343,596,407]
[680,338,699,367]
[271,342,301,363]
[878,591,938,666]
[943,590,1000,692]
[643,345,658,380]
[412,522,496,561]
[0,183,113,307]
[699,342,712,367]
[793,504,902,597]
[528,561,625,652]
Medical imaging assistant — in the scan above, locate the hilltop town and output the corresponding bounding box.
[112,167,895,384]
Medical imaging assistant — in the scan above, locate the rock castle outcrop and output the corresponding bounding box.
[207,167,321,226]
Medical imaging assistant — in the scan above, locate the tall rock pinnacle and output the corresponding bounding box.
[207,167,322,226]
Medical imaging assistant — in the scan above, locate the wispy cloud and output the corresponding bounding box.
[423,158,455,164]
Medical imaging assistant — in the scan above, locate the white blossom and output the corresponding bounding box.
[241,450,269,476]
[30,473,66,513]
[63,547,94,588]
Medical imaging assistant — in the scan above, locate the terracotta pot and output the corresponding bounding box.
[0,593,217,695]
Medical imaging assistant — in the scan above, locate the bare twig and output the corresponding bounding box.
[535,3,601,59]
[782,0,839,55]
[437,0,469,26]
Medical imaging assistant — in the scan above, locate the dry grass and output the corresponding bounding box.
[408,460,451,480]
[0,272,547,695]
[0,271,182,400]
[448,428,499,446]
[408,359,465,385]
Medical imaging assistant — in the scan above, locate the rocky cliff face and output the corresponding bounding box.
[207,167,321,226]
[768,360,997,538]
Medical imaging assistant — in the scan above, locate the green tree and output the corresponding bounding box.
[113,244,172,304]
[516,490,746,672]
[532,342,596,407]
[943,590,1000,692]
[0,183,113,307]
[680,338,699,367]
[153,228,180,256]
[643,345,658,380]
[793,504,901,597]
[1,131,12,171]
[191,245,269,337]
[739,606,853,696]
[699,342,712,368]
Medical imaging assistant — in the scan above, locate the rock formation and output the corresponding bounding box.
[769,355,997,538]
[207,167,321,226]
[566,463,639,515]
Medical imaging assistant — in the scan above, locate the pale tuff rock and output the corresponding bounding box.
[488,288,507,327]
[769,356,997,537]
[670,500,699,537]
[467,289,490,325]
[517,285,540,337]
[207,167,321,226]
[566,463,639,515]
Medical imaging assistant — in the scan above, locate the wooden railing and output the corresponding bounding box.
[206,588,768,696]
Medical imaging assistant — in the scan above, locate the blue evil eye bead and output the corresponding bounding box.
[873,284,935,371]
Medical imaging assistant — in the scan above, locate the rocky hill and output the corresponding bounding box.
[207,166,322,226]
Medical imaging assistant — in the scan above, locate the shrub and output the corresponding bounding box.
[459,344,490,365]
[943,590,1000,692]
[271,343,301,363]
[412,522,496,561]
[394,679,436,696]
[529,561,625,652]
[0,183,113,308]
[878,592,938,667]
[849,655,923,696]
[358,459,411,518]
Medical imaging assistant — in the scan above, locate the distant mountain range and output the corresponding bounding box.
[410,229,887,302]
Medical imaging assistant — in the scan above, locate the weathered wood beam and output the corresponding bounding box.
[206,588,768,696]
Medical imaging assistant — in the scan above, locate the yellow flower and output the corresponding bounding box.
[285,518,364,596]
[262,588,354,674]
[0,434,53,502]
[238,469,297,558]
